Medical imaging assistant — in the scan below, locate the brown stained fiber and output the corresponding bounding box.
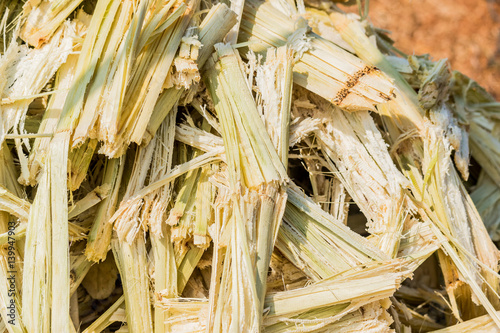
[334,66,377,104]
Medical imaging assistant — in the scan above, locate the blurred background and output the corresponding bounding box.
[355,0,500,99]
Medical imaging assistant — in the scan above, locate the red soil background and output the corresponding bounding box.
[359,0,500,99]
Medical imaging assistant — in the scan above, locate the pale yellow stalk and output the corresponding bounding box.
[147,111,177,333]
[85,158,125,262]
[0,186,30,222]
[193,165,215,248]
[21,156,51,332]
[20,0,85,48]
[112,236,153,333]
[277,183,390,280]
[0,144,25,332]
[99,0,199,157]
[204,43,289,331]
[295,92,410,257]
[0,21,75,187]
[26,51,79,186]
[144,3,238,143]
[48,131,71,333]
[239,0,395,111]
[151,229,177,333]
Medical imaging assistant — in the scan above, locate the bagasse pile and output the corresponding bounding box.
[2,0,500,331]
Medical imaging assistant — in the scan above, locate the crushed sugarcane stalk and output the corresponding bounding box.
[1,0,500,332]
